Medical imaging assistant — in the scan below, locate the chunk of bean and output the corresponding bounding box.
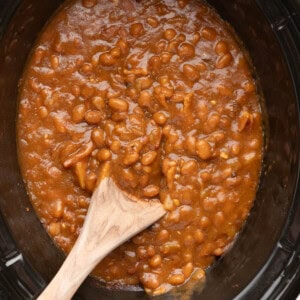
[85,110,102,124]
[141,151,157,166]
[143,185,160,197]
[178,43,195,59]
[72,104,86,123]
[168,273,185,286]
[216,53,233,69]
[196,139,212,160]
[108,98,129,111]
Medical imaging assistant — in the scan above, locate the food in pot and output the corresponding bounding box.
[18,0,263,295]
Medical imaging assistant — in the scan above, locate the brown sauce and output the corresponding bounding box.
[17,0,263,295]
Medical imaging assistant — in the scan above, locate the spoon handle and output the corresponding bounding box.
[38,177,165,300]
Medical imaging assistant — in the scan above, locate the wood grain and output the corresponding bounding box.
[38,177,165,300]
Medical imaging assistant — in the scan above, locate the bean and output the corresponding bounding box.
[181,160,197,175]
[203,197,217,212]
[214,211,225,228]
[108,98,129,111]
[194,229,204,244]
[137,77,153,90]
[71,85,81,97]
[183,251,193,263]
[207,114,220,131]
[196,139,212,160]
[85,110,102,124]
[185,136,196,154]
[141,151,157,166]
[126,87,139,100]
[176,33,186,43]
[168,273,185,286]
[149,254,162,268]
[50,55,59,69]
[178,43,195,59]
[167,40,179,53]
[52,199,64,218]
[157,229,169,242]
[217,85,233,97]
[215,40,229,55]
[92,96,105,110]
[163,194,174,211]
[140,272,160,290]
[192,269,205,280]
[110,46,121,58]
[148,55,162,74]
[212,131,225,143]
[123,152,139,166]
[81,63,93,74]
[133,106,144,116]
[216,53,233,69]
[171,91,185,103]
[147,245,156,257]
[201,27,217,41]
[122,169,138,188]
[230,143,240,155]
[49,222,61,236]
[33,49,44,64]
[249,138,260,149]
[200,171,212,182]
[147,17,159,28]
[138,91,152,107]
[130,23,144,37]
[99,52,117,66]
[214,248,224,256]
[39,106,48,118]
[192,32,201,44]
[164,28,176,40]
[53,116,66,133]
[160,74,170,85]
[178,0,188,9]
[128,140,143,153]
[72,104,85,123]
[153,111,168,125]
[143,185,160,197]
[110,140,121,153]
[154,85,174,98]
[160,241,180,254]
[243,80,255,93]
[97,149,111,161]
[183,64,200,82]
[160,52,172,63]
[91,128,105,148]
[85,172,97,192]
[78,196,89,208]
[74,161,87,189]
[154,40,167,54]
[183,262,194,278]
[82,0,96,8]
[140,173,150,187]
[116,38,129,55]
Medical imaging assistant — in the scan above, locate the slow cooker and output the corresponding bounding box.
[0,0,300,299]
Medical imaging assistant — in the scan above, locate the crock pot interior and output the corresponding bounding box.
[0,0,298,299]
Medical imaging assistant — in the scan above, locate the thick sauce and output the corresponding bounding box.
[18,0,263,295]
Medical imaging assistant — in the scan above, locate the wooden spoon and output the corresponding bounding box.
[38,164,166,300]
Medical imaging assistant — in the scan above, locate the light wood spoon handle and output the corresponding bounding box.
[38,177,165,300]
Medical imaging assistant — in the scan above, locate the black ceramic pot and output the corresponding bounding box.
[0,0,300,299]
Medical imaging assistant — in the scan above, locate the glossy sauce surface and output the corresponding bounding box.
[18,0,263,294]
